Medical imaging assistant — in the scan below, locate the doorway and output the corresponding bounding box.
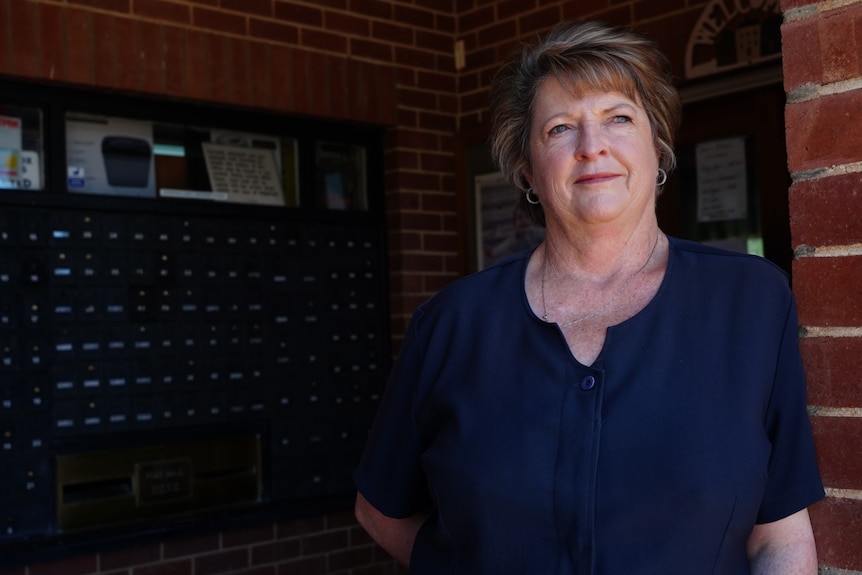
[658,72,792,274]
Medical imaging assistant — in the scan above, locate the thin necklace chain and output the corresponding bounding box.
[541,233,660,328]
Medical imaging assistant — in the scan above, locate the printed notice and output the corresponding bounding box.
[696,137,747,223]
[202,142,285,206]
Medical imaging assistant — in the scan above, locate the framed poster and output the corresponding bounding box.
[474,172,544,269]
[66,113,156,197]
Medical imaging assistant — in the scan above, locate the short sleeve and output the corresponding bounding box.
[353,308,432,518]
[757,297,824,523]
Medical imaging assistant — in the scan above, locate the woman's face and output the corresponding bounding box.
[526,76,659,232]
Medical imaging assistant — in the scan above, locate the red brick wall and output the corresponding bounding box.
[783,0,862,571]
[0,0,859,572]
[0,513,395,575]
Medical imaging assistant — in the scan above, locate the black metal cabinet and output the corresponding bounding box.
[0,78,388,565]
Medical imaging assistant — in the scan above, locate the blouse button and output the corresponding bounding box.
[579,375,596,391]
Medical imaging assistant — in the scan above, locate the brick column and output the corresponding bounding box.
[783,0,862,570]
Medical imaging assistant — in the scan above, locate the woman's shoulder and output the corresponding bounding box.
[668,236,790,288]
[661,237,796,327]
[415,249,532,320]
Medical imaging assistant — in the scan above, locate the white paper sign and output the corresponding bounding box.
[696,137,748,223]
[210,130,282,175]
[202,142,284,206]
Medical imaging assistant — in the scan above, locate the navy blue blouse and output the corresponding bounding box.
[355,237,824,574]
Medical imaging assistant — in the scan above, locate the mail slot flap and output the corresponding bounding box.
[56,434,261,531]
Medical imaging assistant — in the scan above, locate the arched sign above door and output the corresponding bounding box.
[685,0,782,79]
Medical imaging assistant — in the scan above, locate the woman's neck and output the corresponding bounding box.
[542,217,661,282]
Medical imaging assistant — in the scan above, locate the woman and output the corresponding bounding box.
[354,20,823,574]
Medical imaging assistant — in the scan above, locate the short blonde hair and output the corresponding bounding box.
[490,21,682,225]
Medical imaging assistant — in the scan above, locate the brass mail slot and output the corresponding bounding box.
[56,434,261,531]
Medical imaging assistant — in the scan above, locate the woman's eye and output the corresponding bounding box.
[549,124,568,135]
[612,115,632,124]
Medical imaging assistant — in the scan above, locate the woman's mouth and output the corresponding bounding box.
[576,172,617,184]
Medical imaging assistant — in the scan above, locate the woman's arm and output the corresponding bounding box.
[354,491,428,568]
[747,508,818,574]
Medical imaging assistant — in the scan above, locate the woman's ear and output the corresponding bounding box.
[519,166,533,191]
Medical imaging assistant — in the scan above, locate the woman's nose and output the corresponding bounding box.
[574,124,608,160]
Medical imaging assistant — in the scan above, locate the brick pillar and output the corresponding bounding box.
[782,0,862,570]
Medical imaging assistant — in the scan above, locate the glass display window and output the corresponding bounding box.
[315,141,367,210]
[66,116,301,207]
